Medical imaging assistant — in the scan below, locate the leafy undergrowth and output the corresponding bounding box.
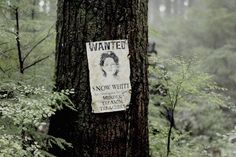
[149,57,236,157]
[0,82,75,157]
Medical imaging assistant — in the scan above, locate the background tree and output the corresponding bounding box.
[49,1,149,157]
[148,0,236,156]
[0,0,56,86]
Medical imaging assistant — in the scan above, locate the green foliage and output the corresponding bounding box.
[150,0,236,101]
[0,0,56,86]
[149,0,236,156]
[150,57,225,107]
[0,1,75,156]
[149,57,236,157]
[0,82,74,157]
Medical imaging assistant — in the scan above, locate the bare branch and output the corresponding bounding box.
[4,29,17,36]
[23,55,50,71]
[0,48,15,58]
[0,66,11,73]
[0,66,6,73]
[23,33,52,61]
[23,24,55,62]
[1,48,15,54]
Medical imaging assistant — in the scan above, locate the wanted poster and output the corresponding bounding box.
[86,40,131,113]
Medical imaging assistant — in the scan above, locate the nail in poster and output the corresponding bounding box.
[86,40,131,113]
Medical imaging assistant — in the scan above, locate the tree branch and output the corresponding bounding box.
[23,55,50,71]
[1,48,15,55]
[22,24,54,62]
[0,66,6,73]
[4,29,17,36]
[23,34,51,61]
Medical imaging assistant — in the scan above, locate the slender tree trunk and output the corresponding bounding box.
[15,8,24,74]
[31,0,37,20]
[173,0,178,15]
[48,1,149,157]
[173,0,185,16]
[165,0,172,15]
[149,0,160,24]
[188,0,195,7]
[178,0,185,15]
[167,125,173,157]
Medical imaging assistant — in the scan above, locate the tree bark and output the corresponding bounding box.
[49,0,149,157]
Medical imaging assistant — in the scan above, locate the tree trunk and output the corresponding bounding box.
[48,0,149,157]
[31,0,37,20]
[173,0,178,15]
[178,0,185,16]
[165,0,172,16]
[188,0,195,7]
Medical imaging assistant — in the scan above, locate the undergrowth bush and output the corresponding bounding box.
[0,82,75,157]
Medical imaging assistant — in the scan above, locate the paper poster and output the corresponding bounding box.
[86,40,131,113]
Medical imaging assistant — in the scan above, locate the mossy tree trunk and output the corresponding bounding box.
[49,0,149,157]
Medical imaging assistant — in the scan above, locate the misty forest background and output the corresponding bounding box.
[0,0,236,157]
